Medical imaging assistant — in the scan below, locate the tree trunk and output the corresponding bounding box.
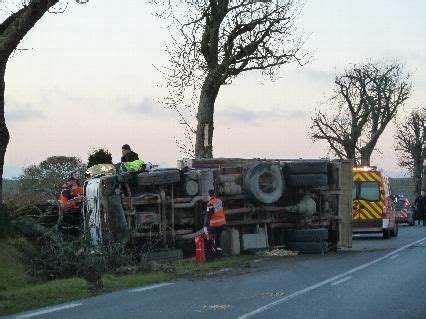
[0,0,62,202]
[414,158,423,196]
[360,149,371,166]
[0,62,9,203]
[343,142,357,165]
[194,74,221,159]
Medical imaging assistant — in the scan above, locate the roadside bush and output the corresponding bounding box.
[0,204,12,238]
[23,232,138,293]
[5,204,59,242]
[11,204,58,229]
[87,148,113,168]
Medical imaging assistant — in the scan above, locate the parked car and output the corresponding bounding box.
[395,196,415,226]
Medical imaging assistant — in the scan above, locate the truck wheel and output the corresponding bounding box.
[286,241,328,254]
[243,162,284,204]
[286,174,328,187]
[285,161,328,174]
[383,228,390,239]
[285,228,328,242]
[137,169,181,186]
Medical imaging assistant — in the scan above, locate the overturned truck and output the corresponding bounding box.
[83,158,353,254]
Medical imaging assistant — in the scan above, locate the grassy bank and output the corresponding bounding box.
[0,239,256,316]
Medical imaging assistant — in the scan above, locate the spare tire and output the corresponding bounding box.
[243,162,284,204]
[137,169,180,186]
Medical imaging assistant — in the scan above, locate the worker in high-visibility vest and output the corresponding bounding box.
[204,189,227,254]
[59,172,83,210]
[119,144,146,173]
[59,172,83,231]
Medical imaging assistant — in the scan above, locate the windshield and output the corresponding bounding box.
[353,181,380,201]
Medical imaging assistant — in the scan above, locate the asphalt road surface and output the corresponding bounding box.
[8,225,426,319]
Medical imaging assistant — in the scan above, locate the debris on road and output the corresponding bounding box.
[203,304,232,311]
[259,291,287,297]
[263,247,299,257]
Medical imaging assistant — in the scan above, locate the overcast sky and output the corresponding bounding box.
[2,0,425,178]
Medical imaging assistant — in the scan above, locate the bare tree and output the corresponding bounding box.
[394,107,425,195]
[0,0,88,203]
[311,60,412,165]
[153,0,309,159]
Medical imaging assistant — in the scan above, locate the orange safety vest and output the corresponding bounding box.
[207,197,226,227]
[59,180,83,209]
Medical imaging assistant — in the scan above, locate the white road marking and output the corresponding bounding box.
[330,276,352,286]
[389,254,400,260]
[130,282,173,293]
[16,303,82,318]
[238,237,426,319]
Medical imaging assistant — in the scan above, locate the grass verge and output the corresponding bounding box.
[0,239,257,316]
[0,278,89,315]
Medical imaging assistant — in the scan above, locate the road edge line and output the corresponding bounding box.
[238,237,426,319]
[16,303,82,318]
[130,282,173,293]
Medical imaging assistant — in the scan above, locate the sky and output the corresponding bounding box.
[2,0,426,178]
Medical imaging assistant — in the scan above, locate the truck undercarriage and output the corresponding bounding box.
[83,158,353,255]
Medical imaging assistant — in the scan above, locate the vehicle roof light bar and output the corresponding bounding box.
[353,166,377,172]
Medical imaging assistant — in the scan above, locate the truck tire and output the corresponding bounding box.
[286,174,328,187]
[285,228,328,242]
[285,161,328,174]
[286,241,328,254]
[243,162,284,204]
[137,169,181,186]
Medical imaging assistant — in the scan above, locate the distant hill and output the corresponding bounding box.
[2,179,20,194]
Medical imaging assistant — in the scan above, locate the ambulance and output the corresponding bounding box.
[352,166,398,238]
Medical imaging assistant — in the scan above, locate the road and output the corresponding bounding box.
[9,225,426,319]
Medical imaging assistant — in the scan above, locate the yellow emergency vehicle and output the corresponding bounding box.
[352,166,398,238]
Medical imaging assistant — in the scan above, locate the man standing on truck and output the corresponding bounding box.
[121,144,139,163]
[204,189,227,255]
[119,144,145,173]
